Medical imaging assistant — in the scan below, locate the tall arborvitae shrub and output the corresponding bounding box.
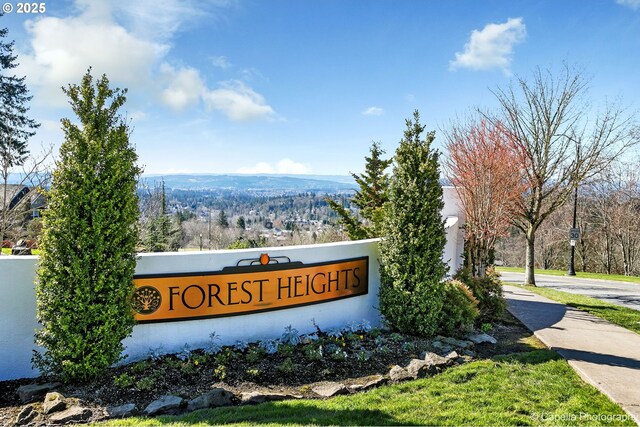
[379,110,448,336]
[34,71,141,382]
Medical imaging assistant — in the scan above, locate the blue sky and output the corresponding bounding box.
[2,0,639,175]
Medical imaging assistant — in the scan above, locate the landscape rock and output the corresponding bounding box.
[406,358,435,378]
[349,384,365,392]
[48,406,92,424]
[16,382,62,403]
[144,395,185,416]
[445,350,460,362]
[431,341,453,353]
[15,405,37,425]
[421,351,450,368]
[348,375,386,392]
[107,403,137,418]
[468,333,497,345]
[240,391,300,405]
[461,349,476,357]
[436,336,474,349]
[43,392,66,414]
[388,365,412,381]
[362,375,386,390]
[187,388,234,411]
[312,382,349,397]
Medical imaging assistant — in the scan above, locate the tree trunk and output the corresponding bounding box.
[525,225,536,286]
[1,170,9,253]
[605,236,613,274]
[578,238,587,272]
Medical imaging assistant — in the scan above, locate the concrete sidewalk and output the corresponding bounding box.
[504,285,640,424]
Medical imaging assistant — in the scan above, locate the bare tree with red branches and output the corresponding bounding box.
[445,118,526,277]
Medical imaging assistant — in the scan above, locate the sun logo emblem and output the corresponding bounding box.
[133,286,162,315]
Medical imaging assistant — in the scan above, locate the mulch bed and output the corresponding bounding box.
[0,312,539,425]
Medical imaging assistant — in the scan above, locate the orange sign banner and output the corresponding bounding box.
[132,255,369,323]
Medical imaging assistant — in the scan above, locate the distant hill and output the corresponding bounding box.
[141,174,357,194]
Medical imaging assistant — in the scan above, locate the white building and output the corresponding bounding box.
[442,186,465,275]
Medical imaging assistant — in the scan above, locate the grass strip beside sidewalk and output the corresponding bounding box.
[497,267,640,285]
[101,351,633,426]
[506,284,640,336]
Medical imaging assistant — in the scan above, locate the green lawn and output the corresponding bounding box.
[1,247,40,255]
[497,266,640,285]
[507,284,640,335]
[100,351,633,426]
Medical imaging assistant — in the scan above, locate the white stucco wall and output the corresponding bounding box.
[0,240,382,381]
[442,186,465,275]
[0,190,466,381]
[0,255,40,381]
[124,239,382,364]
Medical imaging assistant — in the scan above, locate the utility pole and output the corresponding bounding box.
[567,185,578,276]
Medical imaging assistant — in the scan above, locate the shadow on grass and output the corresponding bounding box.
[563,303,639,333]
[493,349,561,365]
[552,347,640,369]
[567,302,625,313]
[152,402,413,426]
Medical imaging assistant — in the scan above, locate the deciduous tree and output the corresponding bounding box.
[445,118,525,277]
[491,64,638,285]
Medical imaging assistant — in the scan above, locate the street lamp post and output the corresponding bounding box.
[567,186,578,276]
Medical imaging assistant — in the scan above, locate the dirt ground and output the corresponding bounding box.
[0,312,543,426]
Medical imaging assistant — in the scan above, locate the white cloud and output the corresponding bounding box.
[159,64,205,111]
[240,68,268,83]
[109,0,235,41]
[16,0,276,121]
[236,162,275,174]
[617,0,640,9]
[40,119,61,132]
[203,80,277,121]
[276,158,310,174]
[18,1,168,105]
[236,158,310,174]
[212,56,232,69]
[450,17,526,75]
[362,106,384,116]
[129,111,148,121]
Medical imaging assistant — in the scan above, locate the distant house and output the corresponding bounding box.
[0,184,46,220]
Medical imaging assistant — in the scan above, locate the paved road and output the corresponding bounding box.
[500,271,640,311]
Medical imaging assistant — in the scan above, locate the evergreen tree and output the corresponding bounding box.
[327,141,392,239]
[34,71,141,381]
[379,110,448,336]
[237,215,246,230]
[0,26,40,246]
[0,26,39,167]
[218,210,229,228]
[143,180,180,252]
